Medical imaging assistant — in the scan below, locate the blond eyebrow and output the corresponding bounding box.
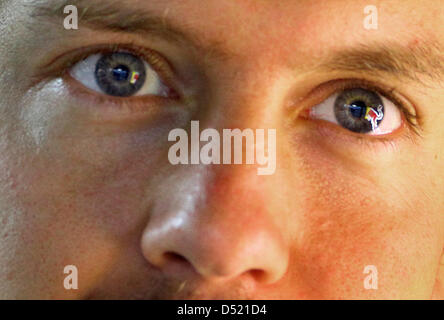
[28,0,444,84]
[314,42,444,84]
[29,0,195,41]
[28,0,233,61]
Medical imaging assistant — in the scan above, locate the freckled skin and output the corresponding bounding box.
[0,0,443,299]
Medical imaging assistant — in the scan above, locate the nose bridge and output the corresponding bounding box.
[204,165,270,224]
[204,57,286,128]
[141,163,289,283]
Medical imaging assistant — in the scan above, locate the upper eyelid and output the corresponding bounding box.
[38,46,422,133]
[315,80,416,119]
[290,78,421,134]
[38,44,178,89]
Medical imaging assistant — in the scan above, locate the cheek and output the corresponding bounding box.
[283,134,441,299]
[0,106,183,297]
[19,130,164,235]
[11,85,189,235]
[0,134,127,297]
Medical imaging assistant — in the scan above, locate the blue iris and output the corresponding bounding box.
[95,52,146,97]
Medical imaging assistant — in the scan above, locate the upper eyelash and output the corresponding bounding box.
[37,45,422,138]
[307,79,421,136]
[356,83,421,136]
[37,43,179,97]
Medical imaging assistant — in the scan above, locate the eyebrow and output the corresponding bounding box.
[28,0,233,61]
[315,42,444,84]
[29,0,444,84]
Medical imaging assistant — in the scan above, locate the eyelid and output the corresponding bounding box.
[295,78,421,135]
[35,43,181,97]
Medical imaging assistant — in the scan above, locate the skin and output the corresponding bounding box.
[0,0,443,299]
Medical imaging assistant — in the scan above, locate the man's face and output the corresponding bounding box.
[0,0,443,299]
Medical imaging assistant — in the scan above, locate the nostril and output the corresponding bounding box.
[164,252,189,264]
[248,269,268,282]
[160,252,198,277]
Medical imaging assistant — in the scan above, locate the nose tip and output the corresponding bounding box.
[141,221,289,285]
[140,162,289,286]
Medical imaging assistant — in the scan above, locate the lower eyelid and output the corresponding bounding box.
[63,71,177,120]
[297,80,420,135]
[298,117,409,155]
[68,51,181,101]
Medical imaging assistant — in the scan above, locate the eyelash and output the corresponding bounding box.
[41,44,421,140]
[41,43,181,106]
[298,79,421,136]
[66,44,174,79]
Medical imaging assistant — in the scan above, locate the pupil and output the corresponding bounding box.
[95,52,146,97]
[112,65,130,81]
[333,88,384,134]
[349,100,366,118]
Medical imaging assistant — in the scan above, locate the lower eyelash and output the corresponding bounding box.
[298,79,421,136]
[340,81,420,132]
[64,72,175,118]
[306,117,415,153]
[37,43,180,98]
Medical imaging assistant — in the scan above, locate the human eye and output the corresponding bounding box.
[70,50,175,98]
[301,81,418,137]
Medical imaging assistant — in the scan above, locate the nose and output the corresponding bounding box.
[140,165,289,284]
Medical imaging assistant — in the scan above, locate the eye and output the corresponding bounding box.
[69,51,170,97]
[309,88,402,135]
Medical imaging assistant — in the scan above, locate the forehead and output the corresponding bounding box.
[15,0,441,71]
